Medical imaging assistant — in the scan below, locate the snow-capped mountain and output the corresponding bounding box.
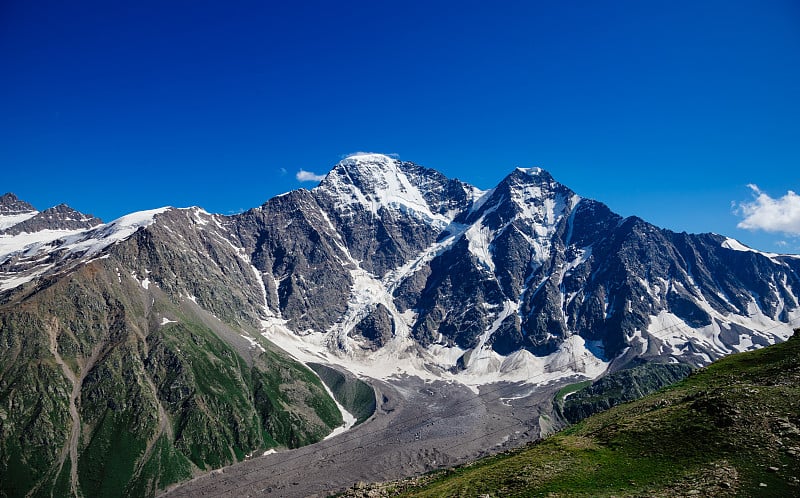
[3,153,800,495]
[235,155,799,385]
[2,154,799,386]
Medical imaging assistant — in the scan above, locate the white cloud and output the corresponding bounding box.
[296,169,326,182]
[342,151,400,159]
[735,184,800,235]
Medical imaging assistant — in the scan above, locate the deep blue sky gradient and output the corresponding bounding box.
[2,0,798,251]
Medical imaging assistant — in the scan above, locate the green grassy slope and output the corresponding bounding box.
[0,257,341,498]
[349,330,800,497]
[308,362,377,425]
[558,362,694,424]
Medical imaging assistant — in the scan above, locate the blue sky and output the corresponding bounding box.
[2,0,798,252]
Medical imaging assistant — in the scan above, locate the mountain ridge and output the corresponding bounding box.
[0,201,350,497]
[3,154,799,387]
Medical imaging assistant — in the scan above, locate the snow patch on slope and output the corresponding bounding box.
[317,375,357,440]
[0,228,85,263]
[719,237,797,262]
[0,211,38,231]
[0,264,55,291]
[0,207,170,291]
[240,334,266,353]
[648,299,799,363]
[465,223,496,272]
[63,207,171,259]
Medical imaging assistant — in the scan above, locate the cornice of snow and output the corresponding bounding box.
[720,236,796,261]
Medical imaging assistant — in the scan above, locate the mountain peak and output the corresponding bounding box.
[327,153,403,187]
[0,192,36,214]
[317,153,461,227]
[36,204,103,227]
[466,167,577,224]
[507,166,555,185]
[338,152,398,166]
[1,203,103,235]
[515,166,544,175]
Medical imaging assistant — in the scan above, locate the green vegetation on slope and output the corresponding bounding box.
[0,257,342,498]
[558,362,694,424]
[347,331,800,497]
[553,380,591,405]
[308,362,376,425]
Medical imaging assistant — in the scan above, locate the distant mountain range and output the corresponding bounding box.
[1,153,799,496]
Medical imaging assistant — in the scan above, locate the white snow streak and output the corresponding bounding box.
[0,207,169,291]
[721,237,783,261]
[0,211,38,230]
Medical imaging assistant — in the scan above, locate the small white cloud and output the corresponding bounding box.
[735,184,800,235]
[296,169,326,182]
[776,240,788,247]
[280,167,287,176]
[341,151,400,159]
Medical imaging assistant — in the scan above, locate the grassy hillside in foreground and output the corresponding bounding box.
[0,256,342,498]
[344,330,800,497]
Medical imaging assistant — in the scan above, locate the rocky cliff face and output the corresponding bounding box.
[219,155,798,385]
[1,153,799,495]
[0,205,344,497]
[0,193,36,217]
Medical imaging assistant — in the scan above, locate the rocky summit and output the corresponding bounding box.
[234,153,799,384]
[1,153,799,496]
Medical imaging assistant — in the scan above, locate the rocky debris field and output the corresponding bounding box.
[160,375,562,498]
